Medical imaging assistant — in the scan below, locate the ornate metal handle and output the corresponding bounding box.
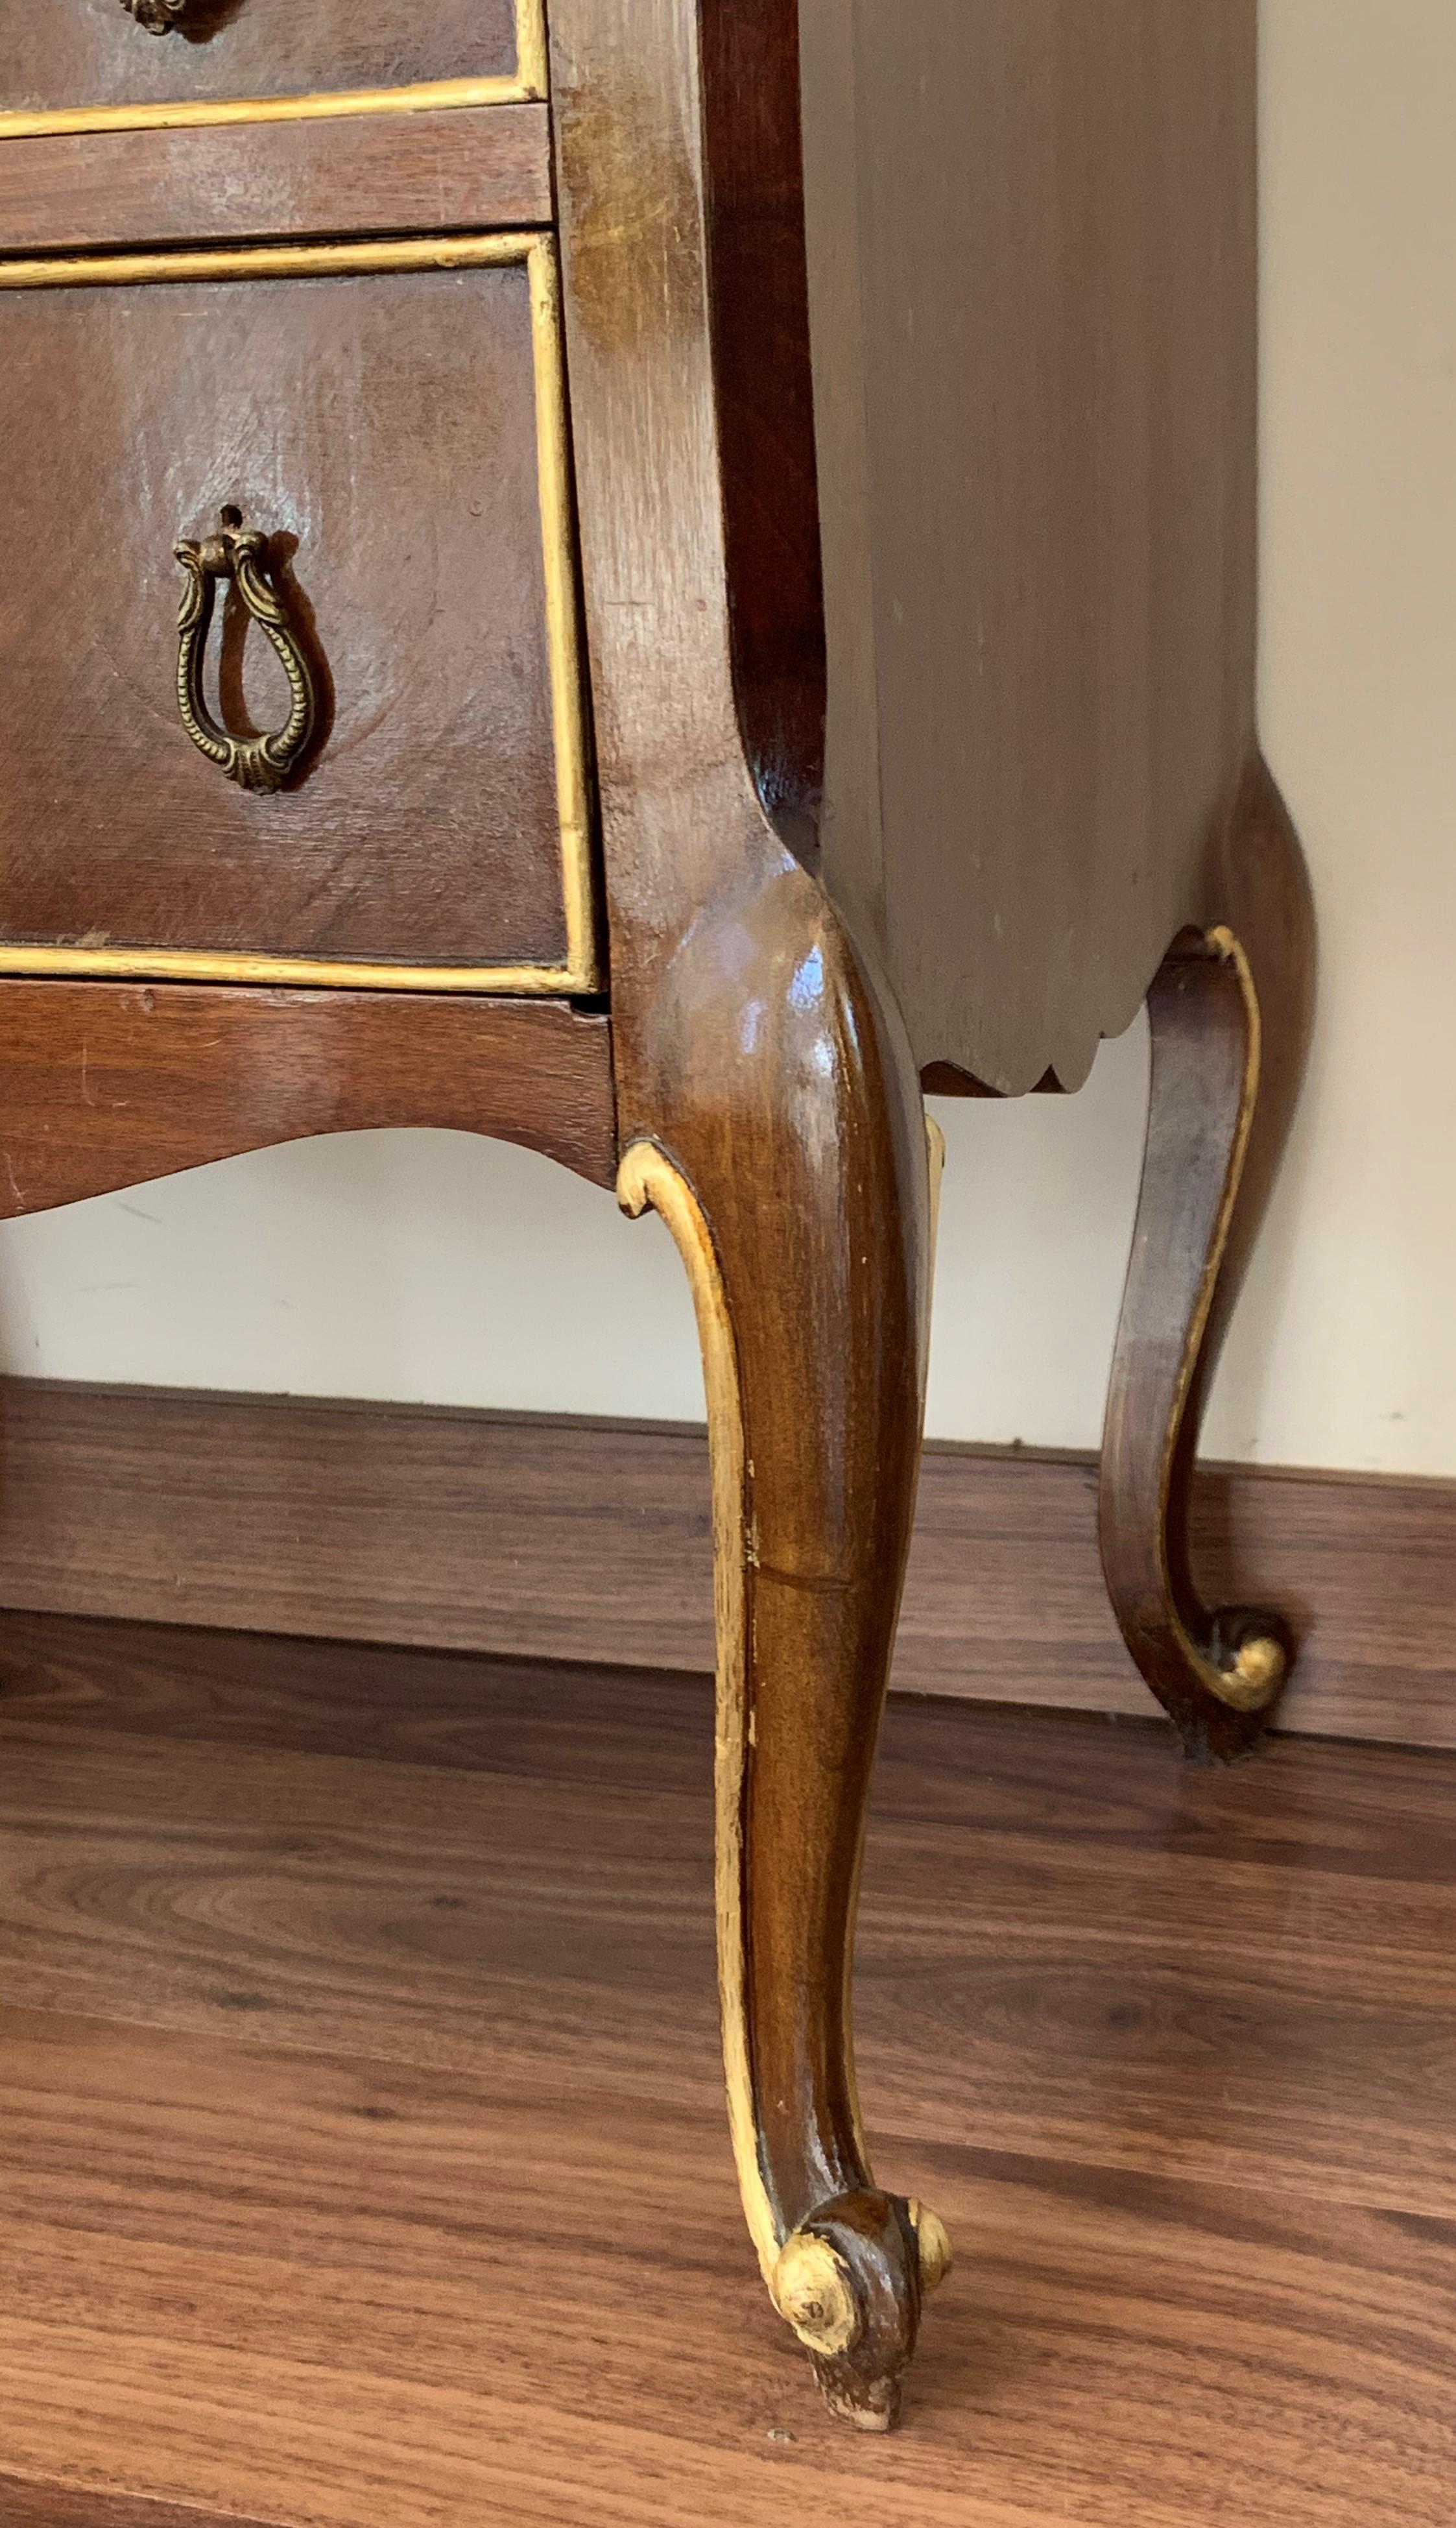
[119,0,190,31]
[174,511,318,793]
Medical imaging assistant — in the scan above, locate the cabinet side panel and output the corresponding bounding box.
[808,0,1258,1092]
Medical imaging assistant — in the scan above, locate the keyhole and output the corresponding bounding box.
[220,504,243,529]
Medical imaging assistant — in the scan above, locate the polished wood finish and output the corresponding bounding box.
[0,103,553,252]
[700,0,824,843]
[0,1391,1450,1752]
[1,0,520,121]
[604,930,936,2427]
[0,983,617,1211]
[551,0,941,2418]
[0,256,579,979]
[2,1624,1451,2525]
[1101,763,1318,1758]
[618,1134,947,2423]
[799,0,1262,1094]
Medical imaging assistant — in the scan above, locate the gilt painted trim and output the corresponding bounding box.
[616,1141,782,2290]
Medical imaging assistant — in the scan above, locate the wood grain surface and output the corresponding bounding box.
[1,1617,1451,2523]
[0,1384,1450,1752]
[553,0,941,2413]
[0,985,617,1213]
[0,2481,270,2528]
[0,257,575,974]
[799,0,1260,1092]
[0,102,553,252]
[1,0,519,119]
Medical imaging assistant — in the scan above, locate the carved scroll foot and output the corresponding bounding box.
[774,2193,951,2430]
[618,876,949,2425]
[1099,759,1316,1761]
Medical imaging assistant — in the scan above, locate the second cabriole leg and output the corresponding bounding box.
[1100,759,1316,1761]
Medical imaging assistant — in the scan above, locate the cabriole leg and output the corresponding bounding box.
[1099,759,1316,1761]
[618,878,949,2427]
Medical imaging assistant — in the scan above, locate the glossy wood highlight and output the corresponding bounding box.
[606,878,941,2425]
[1,1622,1451,2525]
[0,982,618,1212]
[0,103,554,254]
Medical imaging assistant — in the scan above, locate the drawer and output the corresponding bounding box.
[0,0,542,139]
[0,235,597,993]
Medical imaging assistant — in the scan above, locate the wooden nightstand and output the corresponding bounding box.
[0,0,1313,2432]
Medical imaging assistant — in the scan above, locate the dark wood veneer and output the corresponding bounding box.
[0,983,618,1212]
[0,103,553,253]
[0,1388,1446,1753]
[1,0,520,120]
[700,0,824,841]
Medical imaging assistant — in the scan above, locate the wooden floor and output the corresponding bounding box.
[1,1613,1453,2527]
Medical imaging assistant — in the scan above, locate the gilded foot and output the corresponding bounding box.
[772,2191,952,2431]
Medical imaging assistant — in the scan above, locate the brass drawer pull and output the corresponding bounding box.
[174,510,318,794]
[119,0,190,30]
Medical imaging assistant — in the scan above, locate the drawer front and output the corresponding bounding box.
[0,237,597,993]
[1,0,540,138]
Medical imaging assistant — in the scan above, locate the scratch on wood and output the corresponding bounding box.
[3,1151,25,1212]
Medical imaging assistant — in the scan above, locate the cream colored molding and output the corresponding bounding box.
[616,1140,781,2288]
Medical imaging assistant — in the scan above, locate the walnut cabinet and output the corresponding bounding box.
[0,0,1313,2432]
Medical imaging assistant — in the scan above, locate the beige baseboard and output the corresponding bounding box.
[0,1378,1450,1749]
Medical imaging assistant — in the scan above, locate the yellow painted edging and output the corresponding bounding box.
[615,1141,781,2293]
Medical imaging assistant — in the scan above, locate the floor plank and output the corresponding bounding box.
[1,1611,1453,2525]
[0,2476,283,2528]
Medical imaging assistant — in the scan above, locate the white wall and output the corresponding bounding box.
[3,0,1452,1476]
